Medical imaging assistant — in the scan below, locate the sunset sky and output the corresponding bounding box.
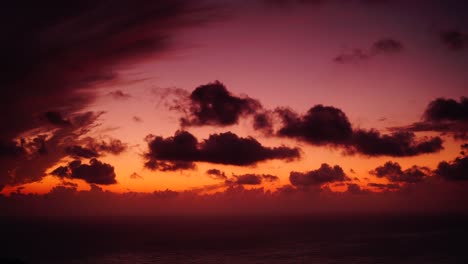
[1,0,467,215]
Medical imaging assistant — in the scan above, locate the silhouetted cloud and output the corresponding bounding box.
[290,163,349,187]
[370,161,429,183]
[181,81,262,127]
[390,97,468,140]
[145,160,196,171]
[130,172,143,180]
[334,38,403,63]
[44,111,71,127]
[276,105,353,145]
[350,130,443,157]
[144,130,300,170]
[65,138,127,158]
[274,104,442,156]
[0,0,217,189]
[52,159,117,185]
[65,146,99,159]
[206,169,227,180]
[229,174,279,185]
[109,90,132,100]
[435,157,468,181]
[440,30,468,50]
[367,182,400,190]
[346,183,370,194]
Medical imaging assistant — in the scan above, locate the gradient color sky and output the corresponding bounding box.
[0,0,467,214]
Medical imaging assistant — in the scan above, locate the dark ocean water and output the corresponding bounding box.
[1,214,467,264]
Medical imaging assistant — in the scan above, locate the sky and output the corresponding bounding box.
[0,0,467,215]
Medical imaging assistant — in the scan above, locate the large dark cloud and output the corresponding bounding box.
[289,163,349,187]
[434,157,468,181]
[391,97,468,140]
[181,81,262,127]
[0,0,214,142]
[370,161,429,183]
[350,130,443,157]
[144,131,300,170]
[0,1,216,189]
[276,105,353,145]
[274,104,442,157]
[51,159,117,185]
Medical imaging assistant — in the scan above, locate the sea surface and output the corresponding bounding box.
[1,214,467,264]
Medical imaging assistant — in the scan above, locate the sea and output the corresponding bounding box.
[1,214,467,264]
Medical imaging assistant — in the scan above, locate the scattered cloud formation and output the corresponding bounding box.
[181,81,262,127]
[144,130,300,170]
[289,163,349,187]
[51,159,117,185]
[334,38,403,63]
[440,30,468,51]
[370,161,429,183]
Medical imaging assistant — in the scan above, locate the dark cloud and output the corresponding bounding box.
[350,130,443,157]
[276,105,353,145]
[334,49,369,64]
[65,138,127,158]
[206,169,227,180]
[180,81,262,127]
[334,38,403,63]
[367,182,400,190]
[370,161,429,183]
[372,38,404,53]
[52,159,117,185]
[65,145,99,159]
[1,112,103,187]
[0,0,214,142]
[290,163,349,187]
[253,112,274,135]
[274,104,442,157]
[133,116,143,123]
[230,174,263,185]
[44,111,71,127]
[390,97,468,140]
[109,90,131,100]
[228,174,280,185]
[440,30,467,51]
[130,172,143,180]
[423,97,468,122]
[145,160,196,171]
[144,131,300,170]
[0,1,216,189]
[435,157,468,181]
